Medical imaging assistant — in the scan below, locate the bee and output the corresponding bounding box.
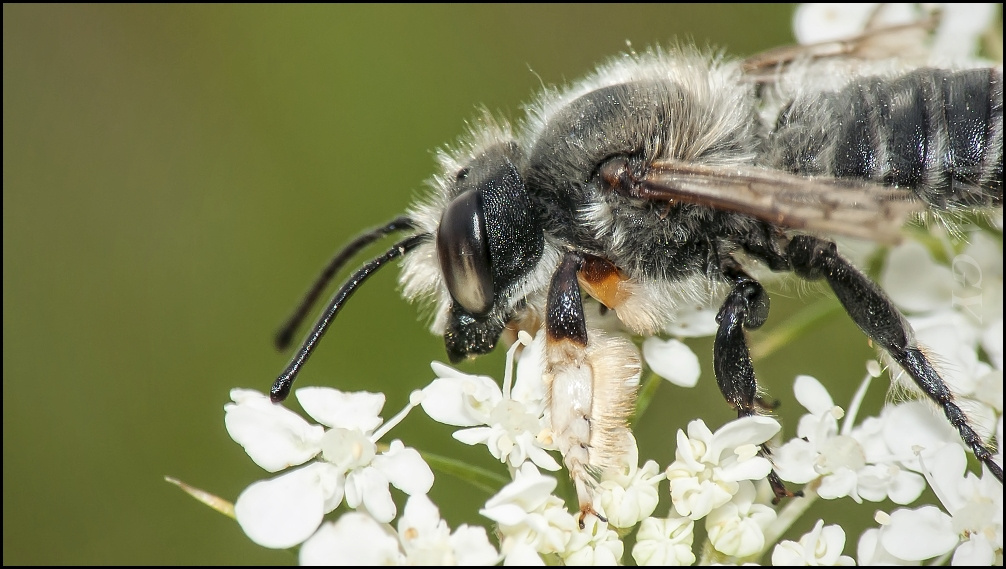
[268,13,1003,525]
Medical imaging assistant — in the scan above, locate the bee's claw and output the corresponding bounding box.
[578,505,607,529]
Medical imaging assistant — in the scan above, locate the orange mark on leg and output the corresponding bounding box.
[578,255,628,309]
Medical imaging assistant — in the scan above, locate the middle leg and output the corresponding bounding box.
[714,261,802,501]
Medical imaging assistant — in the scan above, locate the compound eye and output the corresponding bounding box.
[437,190,494,316]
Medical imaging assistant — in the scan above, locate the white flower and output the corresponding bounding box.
[665,416,780,520]
[396,494,499,565]
[225,388,432,549]
[871,423,1004,565]
[299,512,403,566]
[793,3,999,60]
[632,516,697,566]
[561,517,624,566]
[772,375,846,486]
[855,527,907,566]
[773,374,925,504]
[299,498,501,566]
[224,388,325,472]
[642,336,701,387]
[877,505,960,562]
[596,432,664,528]
[882,239,955,314]
[983,317,1003,371]
[772,519,855,566]
[663,303,721,338]
[792,3,888,44]
[421,330,561,472]
[705,480,776,558]
[958,230,1005,327]
[480,462,576,564]
[927,3,1002,60]
[880,400,961,472]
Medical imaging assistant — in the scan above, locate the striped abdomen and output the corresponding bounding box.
[767,67,1003,209]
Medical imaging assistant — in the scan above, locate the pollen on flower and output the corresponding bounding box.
[537,429,554,446]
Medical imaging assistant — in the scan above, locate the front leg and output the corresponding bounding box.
[544,250,641,528]
[714,263,801,501]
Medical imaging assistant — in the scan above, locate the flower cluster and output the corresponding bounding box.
[221,315,1002,565]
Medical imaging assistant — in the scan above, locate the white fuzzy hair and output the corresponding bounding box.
[398,45,754,336]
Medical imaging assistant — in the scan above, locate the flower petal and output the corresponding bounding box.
[512,331,548,403]
[299,515,402,566]
[882,401,958,458]
[346,466,396,523]
[664,306,719,338]
[983,318,1003,371]
[881,240,953,313]
[718,455,773,483]
[450,525,501,565]
[234,462,341,549]
[481,463,557,524]
[792,2,879,44]
[453,426,493,446]
[526,445,562,472]
[643,337,701,387]
[884,469,927,506]
[502,541,545,565]
[708,416,780,460]
[793,375,834,416]
[295,387,385,432]
[880,506,958,561]
[422,376,501,427]
[818,468,859,501]
[225,391,323,472]
[399,493,442,536]
[952,535,995,566]
[920,442,969,513]
[772,438,818,484]
[373,440,434,496]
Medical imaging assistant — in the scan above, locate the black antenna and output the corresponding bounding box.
[270,233,428,402]
[275,216,415,350]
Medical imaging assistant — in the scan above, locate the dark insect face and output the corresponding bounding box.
[434,142,545,361]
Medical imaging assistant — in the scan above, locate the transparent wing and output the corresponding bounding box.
[641,160,924,243]
[742,10,938,81]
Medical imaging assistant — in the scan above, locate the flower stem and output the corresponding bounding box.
[757,481,821,559]
[417,450,510,494]
[164,476,236,519]
[750,299,842,361]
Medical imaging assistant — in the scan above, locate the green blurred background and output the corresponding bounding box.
[1,4,931,565]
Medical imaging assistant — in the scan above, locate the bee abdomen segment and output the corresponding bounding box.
[770,67,1003,208]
